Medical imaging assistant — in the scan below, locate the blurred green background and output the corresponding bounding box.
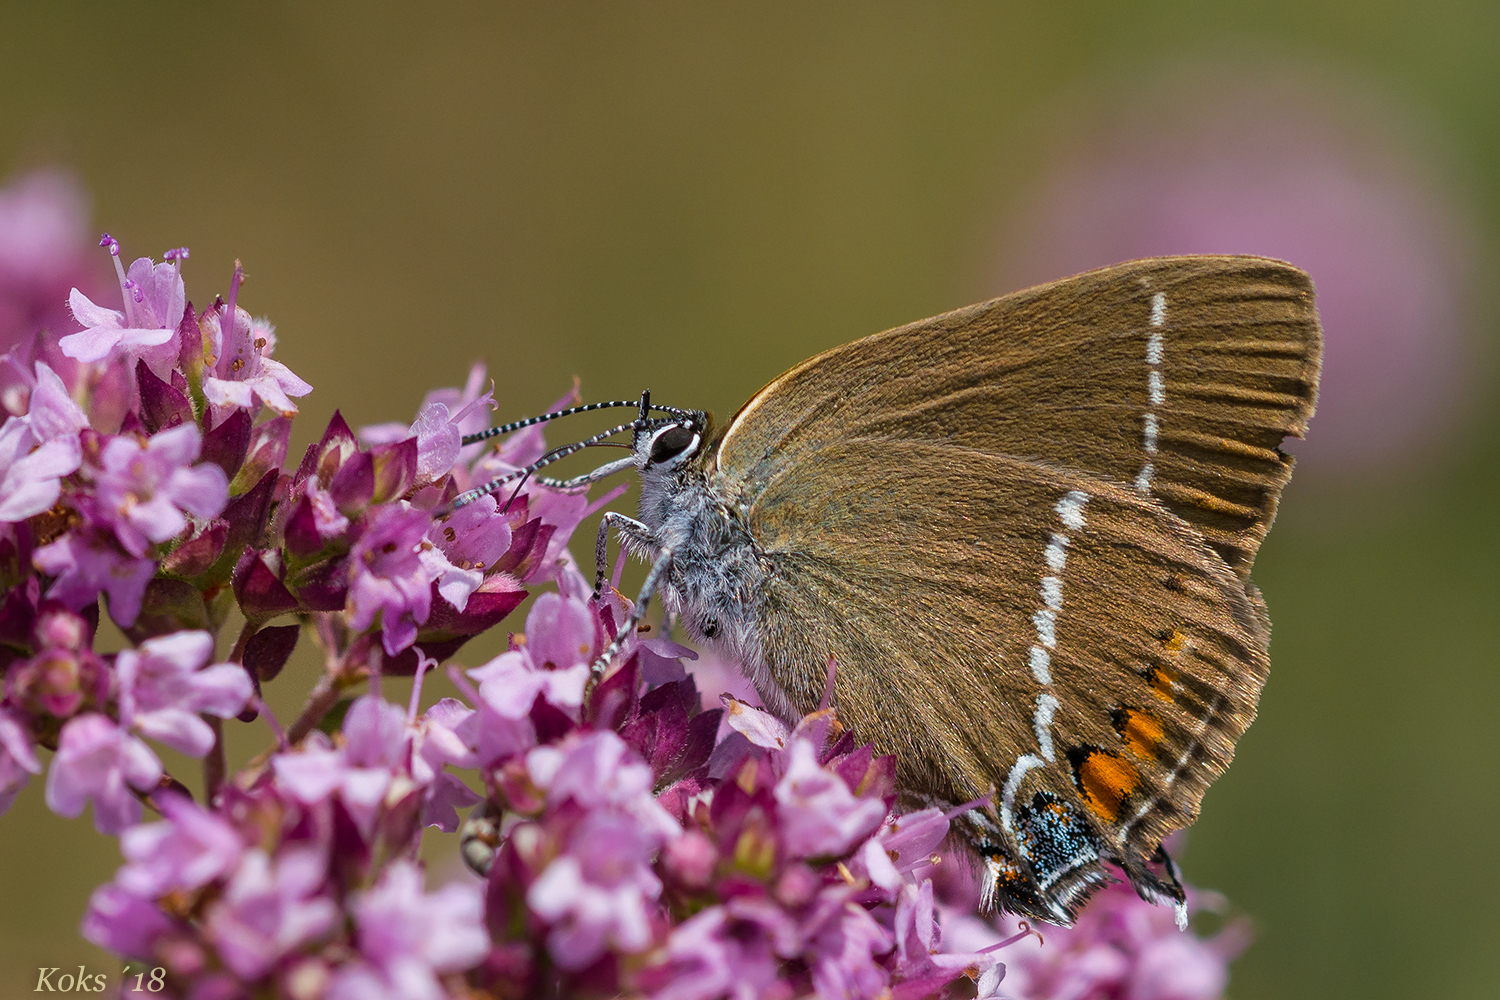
[2,3,1498,998]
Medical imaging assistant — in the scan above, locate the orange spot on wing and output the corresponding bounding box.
[1119,710,1165,761]
[1077,750,1140,823]
[1149,664,1179,703]
[1163,630,1187,653]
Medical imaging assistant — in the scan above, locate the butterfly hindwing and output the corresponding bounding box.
[737,439,1269,921]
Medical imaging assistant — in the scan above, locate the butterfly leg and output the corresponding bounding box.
[588,544,675,682]
[592,511,651,599]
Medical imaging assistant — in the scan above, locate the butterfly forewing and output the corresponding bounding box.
[717,256,1321,578]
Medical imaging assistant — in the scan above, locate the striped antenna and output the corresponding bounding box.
[445,417,652,513]
[461,398,645,446]
[460,391,700,448]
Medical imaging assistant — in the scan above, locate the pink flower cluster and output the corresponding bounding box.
[0,172,1247,1000]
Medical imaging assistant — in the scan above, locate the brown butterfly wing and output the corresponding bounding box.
[716,255,1321,579]
[740,439,1270,921]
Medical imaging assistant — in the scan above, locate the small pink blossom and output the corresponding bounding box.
[410,698,480,832]
[117,792,245,896]
[0,361,87,521]
[82,883,176,960]
[528,810,666,969]
[44,712,163,834]
[60,239,184,375]
[538,730,679,840]
[305,474,349,537]
[201,305,311,418]
[328,861,488,1000]
[347,505,434,656]
[116,631,252,757]
[86,423,229,557]
[419,494,512,613]
[361,370,495,486]
[774,737,887,859]
[32,528,156,626]
[204,847,339,980]
[272,695,413,838]
[467,591,594,720]
[722,695,791,750]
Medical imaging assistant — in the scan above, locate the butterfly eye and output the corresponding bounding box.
[649,425,697,465]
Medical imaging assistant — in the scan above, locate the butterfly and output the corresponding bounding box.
[457,255,1322,924]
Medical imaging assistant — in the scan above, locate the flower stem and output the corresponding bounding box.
[286,671,344,745]
[202,716,225,802]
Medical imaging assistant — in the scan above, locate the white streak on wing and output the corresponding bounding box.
[1034,693,1060,762]
[1032,608,1056,649]
[1040,575,1063,610]
[1045,534,1069,572]
[1029,645,1051,684]
[1137,310,1167,493]
[1148,370,1165,406]
[1018,490,1091,785]
[1055,490,1090,531]
[1000,754,1046,834]
[1147,330,1164,365]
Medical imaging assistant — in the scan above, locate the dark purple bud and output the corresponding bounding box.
[829,746,897,804]
[491,519,555,581]
[201,408,253,481]
[221,469,278,559]
[473,944,535,1000]
[239,665,264,722]
[370,437,417,504]
[179,301,204,379]
[153,773,195,804]
[382,578,527,675]
[243,623,299,683]
[587,650,639,732]
[428,580,527,637]
[327,800,374,885]
[706,731,756,783]
[233,550,299,622]
[122,578,211,644]
[282,494,325,560]
[99,233,118,255]
[0,579,38,653]
[118,408,148,437]
[285,556,348,612]
[161,521,228,579]
[822,729,856,763]
[136,360,193,434]
[294,410,359,490]
[232,416,291,495]
[328,450,374,513]
[374,780,425,856]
